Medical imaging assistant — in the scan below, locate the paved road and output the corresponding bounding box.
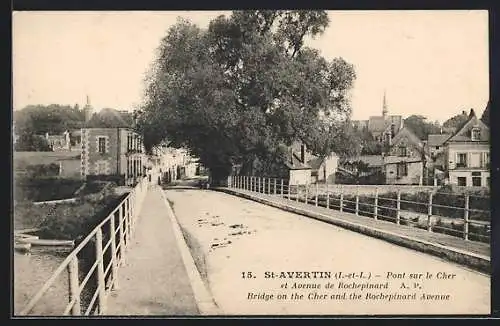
[164,186,490,315]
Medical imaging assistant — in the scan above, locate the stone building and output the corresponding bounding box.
[80,127,146,186]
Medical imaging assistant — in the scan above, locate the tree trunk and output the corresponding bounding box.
[209,165,232,187]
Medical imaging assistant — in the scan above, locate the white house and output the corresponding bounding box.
[443,109,490,187]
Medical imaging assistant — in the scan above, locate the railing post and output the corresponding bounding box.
[118,205,125,265]
[374,188,378,220]
[427,192,433,232]
[268,177,271,194]
[274,178,277,195]
[67,256,81,315]
[124,199,130,250]
[355,186,359,216]
[396,190,401,225]
[315,183,319,206]
[280,179,284,197]
[339,192,343,212]
[258,177,261,193]
[305,184,309,204]
[95,228,107,314]
[464,194,470,240]
[110,212,119,290]
[326,183,330,209]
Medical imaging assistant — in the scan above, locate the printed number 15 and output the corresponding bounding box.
[242,272,255,279]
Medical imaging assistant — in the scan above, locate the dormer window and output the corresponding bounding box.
[398,146,407,157]
[471,127,481,141]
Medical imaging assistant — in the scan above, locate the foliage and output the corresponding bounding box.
[14,177,84,202]
[86,108,135,128]
[14,104,85,135]
[442,111,469,132]
[23,163,60,178]
[37,184,122,240]
[14,182,121,240]
[14,133,52,151]
[136,11,357,180]
[403,115,441,140]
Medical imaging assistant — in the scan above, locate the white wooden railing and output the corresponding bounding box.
[228,176,490,243]
[18,177,149,316]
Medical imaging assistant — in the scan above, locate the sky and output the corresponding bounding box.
[12,10,489,123]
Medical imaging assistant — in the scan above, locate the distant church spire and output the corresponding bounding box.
[83,94,93,123]
[382,90,388,118]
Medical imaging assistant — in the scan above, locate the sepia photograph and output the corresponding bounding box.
[12,10,491,316]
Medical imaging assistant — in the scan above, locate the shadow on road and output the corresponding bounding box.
[161,177,209,190]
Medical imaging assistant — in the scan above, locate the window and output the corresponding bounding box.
[472,176,482,187]
[470,153,481,168]
[398,146,407,157]
[98,137,106,154]
[471,128,481,141]
[397,163,408,178]
[457,177,467,186]
[456,153,467,168]
[435,146,440,150]
[97,161,107,175]
[484,153,490,168]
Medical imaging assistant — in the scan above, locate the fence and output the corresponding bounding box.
[18,177,149,316]
[228,176,490,243]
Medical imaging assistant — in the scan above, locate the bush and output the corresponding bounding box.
[24,163,60,178]
[31,182,124,240]
[14,177,84,202]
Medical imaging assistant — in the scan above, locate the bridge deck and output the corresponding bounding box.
[221,188,490,259]
[105,186,199,316]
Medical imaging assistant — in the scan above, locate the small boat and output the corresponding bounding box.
[14,242,31,253]
[17,238,74,247]
[15,234,39,240]
[14,228,41,235]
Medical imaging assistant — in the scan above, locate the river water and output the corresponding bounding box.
[14,248,72,316]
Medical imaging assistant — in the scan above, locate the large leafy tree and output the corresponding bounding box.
[87,108,135,128]
[442,111,469,133]
[403,115,441,140]
[136,11,356,180]
[14,104,85,135]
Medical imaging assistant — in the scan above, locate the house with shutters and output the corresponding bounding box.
[284,142,339,185]
[383,126,429,185]
[443,109,490,187]
[80,127,146,186]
